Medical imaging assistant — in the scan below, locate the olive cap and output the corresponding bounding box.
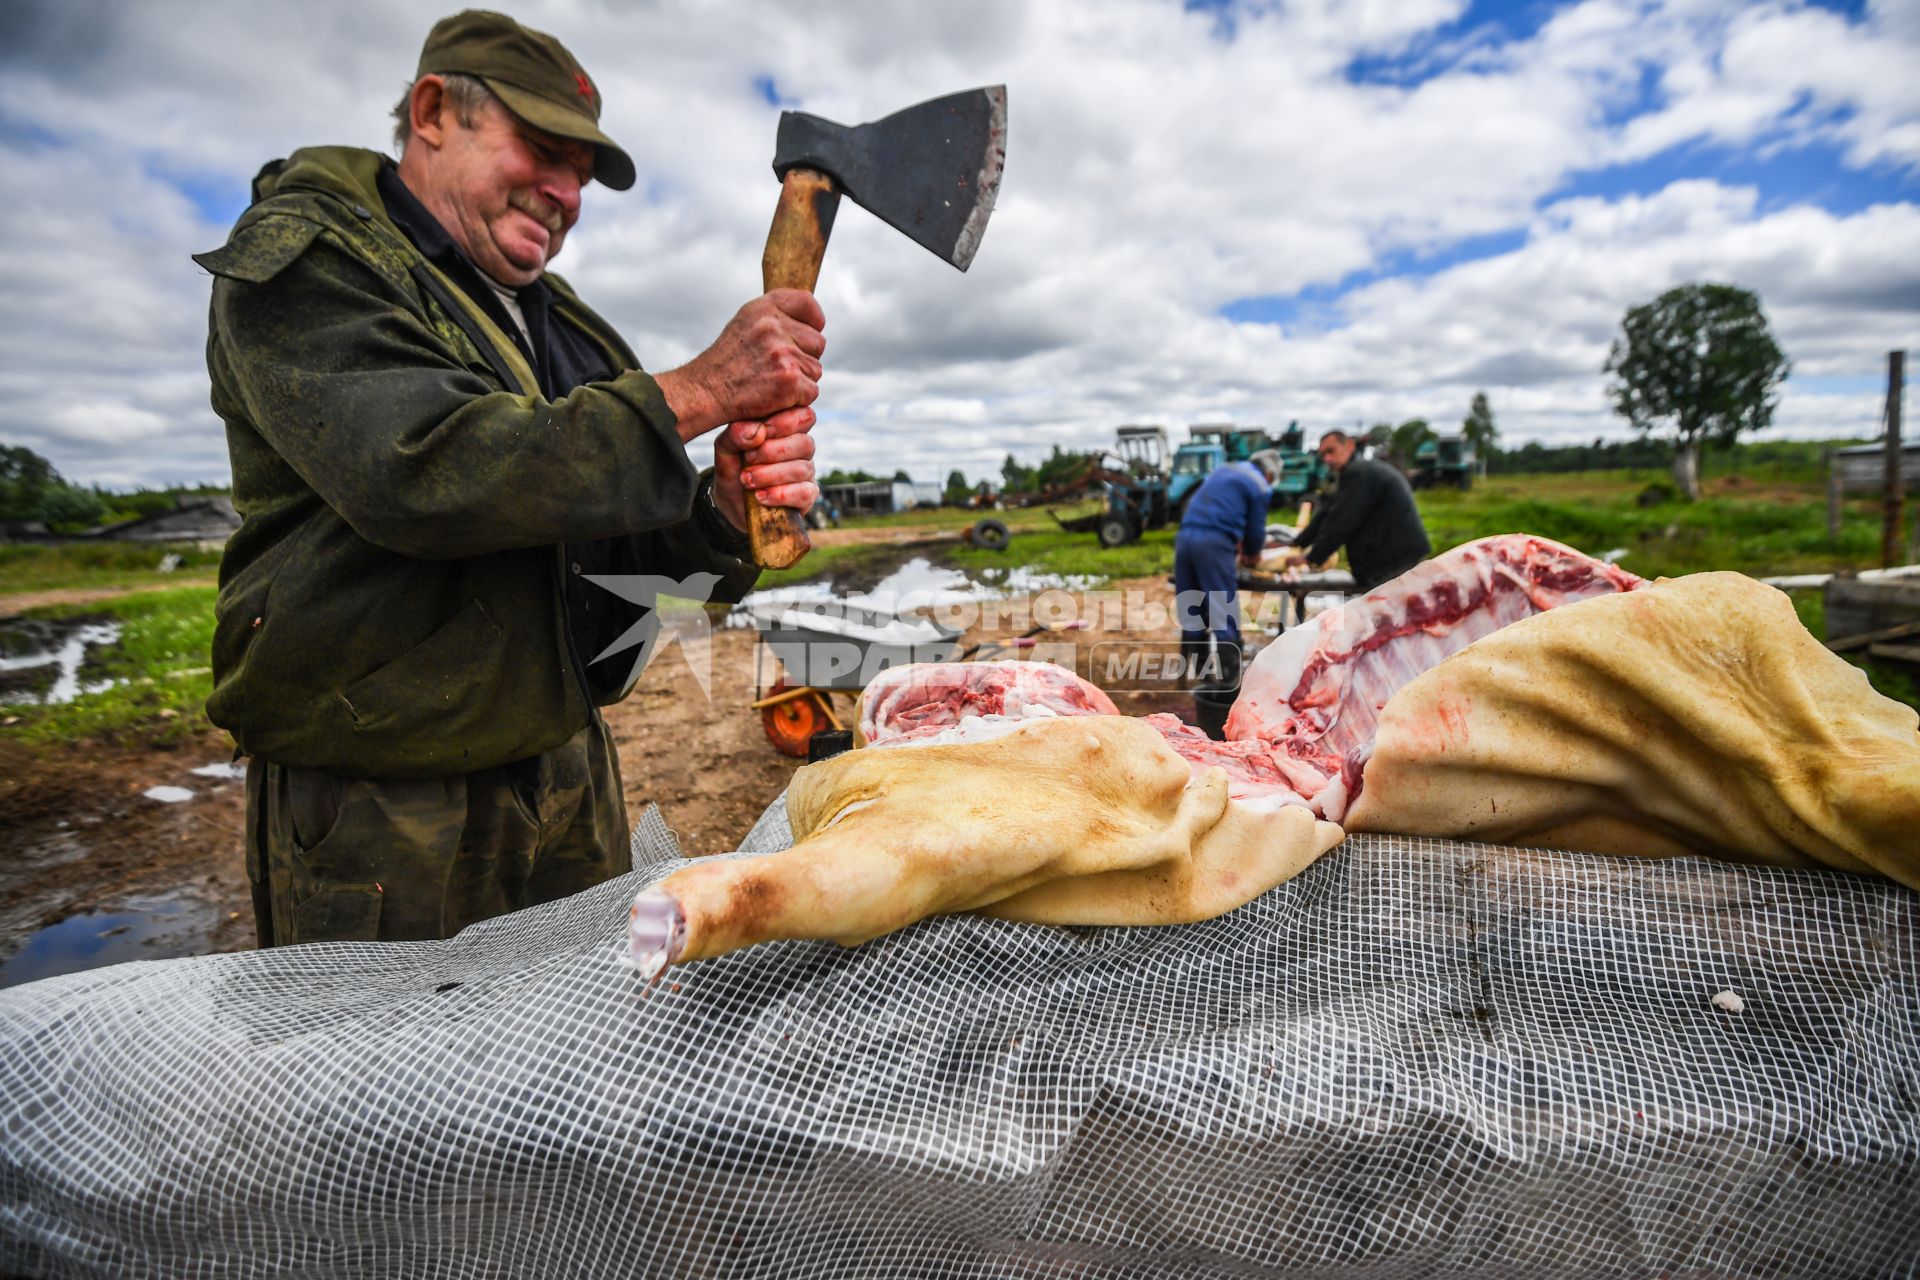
[416,9,635,191]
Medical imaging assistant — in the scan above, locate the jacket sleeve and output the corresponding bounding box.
[1295,505,1323,550]
[206,220,711,561]
[1240,474,1268,558]
[566,470,761,704]
[645,472,759,601]
[1304,469,1376,567]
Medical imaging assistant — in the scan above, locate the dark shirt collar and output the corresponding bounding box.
[375,163,552,344]
[374,161,621,402]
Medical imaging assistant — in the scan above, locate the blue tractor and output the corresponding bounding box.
[1168,422,1330,519]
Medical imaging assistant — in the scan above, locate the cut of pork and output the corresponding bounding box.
[858,663,1324,812]
[1345,572,1920,888]
[857,538,1643,820]
[1225,535,1644,788]
[857,661,1118,744]
[630,715,1346,975]
[1142,713,1333,812]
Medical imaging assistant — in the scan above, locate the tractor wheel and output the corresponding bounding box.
[970,518,1011,551]
[762,682,831,757]
[1098,513,1135,548]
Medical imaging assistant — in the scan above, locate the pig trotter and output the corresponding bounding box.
[628,888,689,982]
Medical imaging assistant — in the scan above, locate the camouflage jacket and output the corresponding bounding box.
[197,146,758,778]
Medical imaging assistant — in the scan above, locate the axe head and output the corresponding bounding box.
[772,86,1007,271]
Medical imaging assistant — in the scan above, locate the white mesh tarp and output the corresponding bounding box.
[2,801,1917,1278]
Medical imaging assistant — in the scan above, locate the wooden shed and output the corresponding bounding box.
[1834,442,1920,495]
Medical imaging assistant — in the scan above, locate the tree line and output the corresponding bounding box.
[0,445,223,533]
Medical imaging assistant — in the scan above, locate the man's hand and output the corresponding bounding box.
[656,290,826,442]
[711,407,819,533]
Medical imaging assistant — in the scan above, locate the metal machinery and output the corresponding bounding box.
[1050,425,1173,548]
[748,599,963,756]
[1169,422,1331,517]
[747,601,1085,755]
[1411,435,1477,489]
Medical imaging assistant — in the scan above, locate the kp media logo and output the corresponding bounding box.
[1090,641,1240,691]
[580,572,724,700]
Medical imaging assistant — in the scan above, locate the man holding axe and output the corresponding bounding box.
[198,9,1002,947]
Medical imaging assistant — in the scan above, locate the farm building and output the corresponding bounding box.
[1835,441,1920,494]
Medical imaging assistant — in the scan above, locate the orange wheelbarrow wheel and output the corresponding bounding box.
[761,682,832,757]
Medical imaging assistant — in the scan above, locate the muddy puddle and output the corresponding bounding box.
[0,889,224,989]
[0,615,122,705]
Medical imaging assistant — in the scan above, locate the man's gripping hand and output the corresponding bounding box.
[656,290,825,441]
[711,408,819,534]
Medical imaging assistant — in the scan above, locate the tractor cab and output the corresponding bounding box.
[1112,425,1170,480]
[1411,435,1477,490]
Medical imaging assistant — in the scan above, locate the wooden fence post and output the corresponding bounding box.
[1827,447,1841,541]
[1885,350,1905,569]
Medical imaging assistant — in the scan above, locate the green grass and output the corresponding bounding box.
[948,524,1176,583]
[0,541,221,596]
[0,586,217,747]
[828,505,1060,533]
[1416,471,1882,580]
[795,469,1891,593]
[3,468,1913,746]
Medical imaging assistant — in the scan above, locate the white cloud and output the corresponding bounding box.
[0,0,1914,493]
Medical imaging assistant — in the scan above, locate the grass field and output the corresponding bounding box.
[3,461,1916,746]
[0,541,221,595]
[1,585,216,747]
[1415,468,1888,580]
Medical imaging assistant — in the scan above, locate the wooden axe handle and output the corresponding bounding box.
[746,167,842,570]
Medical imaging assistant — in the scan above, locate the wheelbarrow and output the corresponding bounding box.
[748,599,1086,756]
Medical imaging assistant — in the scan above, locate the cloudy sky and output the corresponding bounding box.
[1,0,1917,490]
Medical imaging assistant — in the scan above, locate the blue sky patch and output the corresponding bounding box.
[1552,136,1918,216]
[1346,0,1873,88]
[1795,374,1892,397]
[1182,0,1239,41]
[0,111,67,152]
[1222,226,1530,329]
[151,165,250,228]
[754,75,798,109]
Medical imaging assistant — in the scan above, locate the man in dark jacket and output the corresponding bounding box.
[198,11,825,946]
[1280,431,1431,592]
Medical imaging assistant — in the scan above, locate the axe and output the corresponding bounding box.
[745,85,1008,569]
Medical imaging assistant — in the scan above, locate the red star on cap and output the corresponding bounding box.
[575,72,593,99]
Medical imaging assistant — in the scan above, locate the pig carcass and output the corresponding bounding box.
[1224,535,1644,817]
[632,534,1920,975]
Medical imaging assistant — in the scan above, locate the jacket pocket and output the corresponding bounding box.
[291,882,383,943]
[343,598,505,737]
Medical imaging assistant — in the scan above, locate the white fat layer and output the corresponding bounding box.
[1311,773,1350,822]
[869,715,1037,751]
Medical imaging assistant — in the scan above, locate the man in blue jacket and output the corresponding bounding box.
[1173,451,1280,690]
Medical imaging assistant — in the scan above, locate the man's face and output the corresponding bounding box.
[427,92,594,287]
[1318,437,1357,471]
